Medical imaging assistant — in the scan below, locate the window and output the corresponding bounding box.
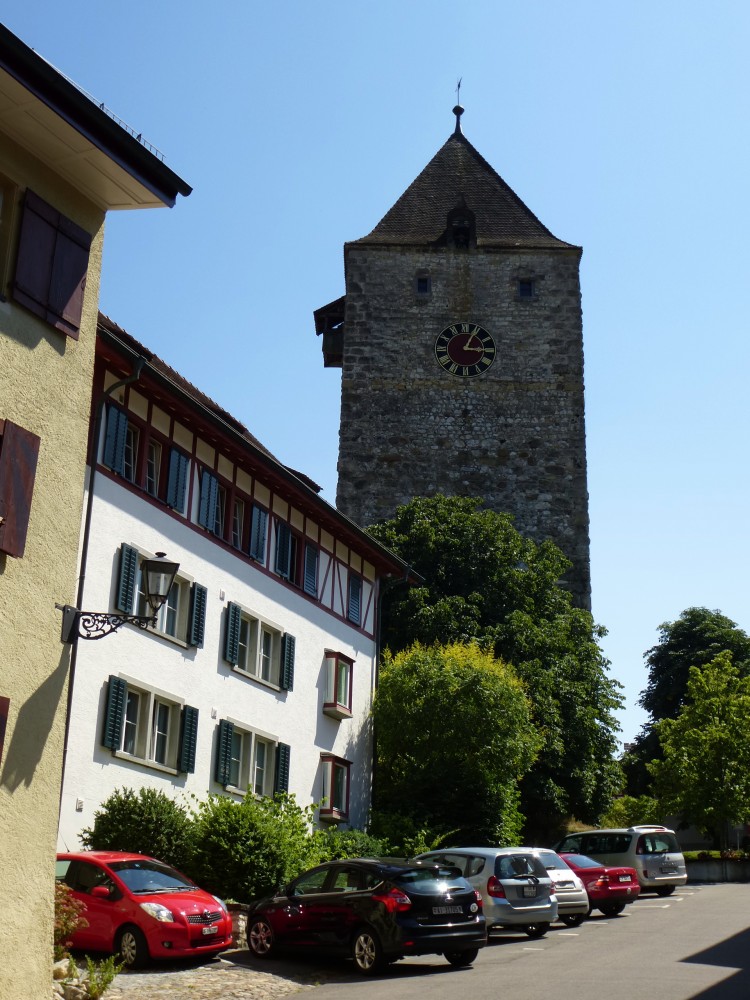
[249,504,268,562]
[275,521,301,584]
[102,405,129,476]
[215,718,290,795]
[323,652,354,719]
[518,278,536,300]
[303,543,318,597]
[347,574,362,625]
[117,543,207,647]
[166,448,189,512]
[320,755,351,822]
[197,469,226,538]
[415,273,432,296]
[0,419,40,558]
[102,675,198,773]
[223,602,295,689]
[12,189,92,339]
[145,440,162,497]
[232,497,245,549]
[123,424,139,483]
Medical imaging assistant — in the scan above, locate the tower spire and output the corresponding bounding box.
[453,78,463,135]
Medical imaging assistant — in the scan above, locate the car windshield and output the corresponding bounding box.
[109,860,195,894]
[396,865,462,884]
[496,854,548,879]
[537,851,570,870]
[563,853,602,869]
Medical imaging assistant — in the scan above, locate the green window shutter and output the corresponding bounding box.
[347,575,361,625]
[188,583,207,647]
[280,633,296,691]
[198,470,217,530]
[102,676,127,750]
[275,522,291,578]
[274,742,291,794]
[166,448,188,510]
[224,602,242,664]
[116,544,139,613]
[249,505,268,562]
[215,719,234,785]
[303,544,318,597]
[103,406,128,474]
[177,705,199,773]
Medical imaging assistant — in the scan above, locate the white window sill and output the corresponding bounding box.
[232,666,280,691]
[114,750,178,776]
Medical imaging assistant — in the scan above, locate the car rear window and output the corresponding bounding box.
[563,853,602,869]
[636,833,681,854]
[397,865,462,884]
[496,854,548,879]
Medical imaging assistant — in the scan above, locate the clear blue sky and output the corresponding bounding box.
[7,2,749,745]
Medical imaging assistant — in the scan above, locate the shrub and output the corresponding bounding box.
[313,825,392,862]
[80,787,194,872]
[190,793,319,901]
[54,882,88,961]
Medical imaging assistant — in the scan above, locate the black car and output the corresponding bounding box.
[247,858,487,975]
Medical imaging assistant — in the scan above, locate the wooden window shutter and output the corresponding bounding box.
[102,676,127,750]
[116,544,139,614]
[166,449,188,510]
[177,705,199,773]
[215,719,234,785]
[249,505,267,562]
[198,470,218,530]
[274,742,291,794]
[275,522,291,578]
[0,420,40,558]
[348,575,361,625]
[12,190,92,339]
[303,544,318,597]
[188,583,207,647]
[102,406,128,474]
[224,602,242,664]
[280,634,296,691]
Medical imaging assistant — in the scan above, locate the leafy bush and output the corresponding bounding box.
[54,882,88,960]
[80,787,194,872]
[190,793,320,901]
[370,811,456,856]
[83,955,124,999]
[313,825,392,862]
[597,794,663,829]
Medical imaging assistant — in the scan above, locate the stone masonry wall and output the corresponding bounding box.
[336,244,591,607]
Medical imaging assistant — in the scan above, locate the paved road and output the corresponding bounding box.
[107,884,750,1000]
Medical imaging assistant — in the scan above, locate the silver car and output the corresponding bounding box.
[526,848,589,926]
[416,848,558,938]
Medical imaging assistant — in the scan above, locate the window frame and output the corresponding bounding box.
[215,717,283,797]
[323,651,354,720]
[223,601,292,689]
[320,754,351,822]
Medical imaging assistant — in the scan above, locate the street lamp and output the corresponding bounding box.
[57,552,180,642]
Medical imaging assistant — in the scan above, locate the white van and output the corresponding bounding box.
[555,826,687,895]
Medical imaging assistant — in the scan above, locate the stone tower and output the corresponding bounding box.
[315,108,591,608]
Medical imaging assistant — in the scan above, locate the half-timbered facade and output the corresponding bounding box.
[58,316,413,849]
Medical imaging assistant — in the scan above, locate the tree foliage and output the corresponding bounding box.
[368,495,623,838]
[372,642,542,845]
[649,652,750,847]
[80,787,194,872]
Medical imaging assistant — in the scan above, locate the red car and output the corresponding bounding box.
[557,852,640,916]
[56,851,233,966]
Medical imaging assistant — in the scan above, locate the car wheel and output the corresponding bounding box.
[524,923,549,939]
[352,927,385,975]
[248,917,276,959]
[655,885,675,897]
[116,925,149,968]
[599,902,626,917]
[445,948,479,967]
[560,914,585,928]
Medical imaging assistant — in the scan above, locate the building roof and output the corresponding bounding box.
[0,22,191,210]
[349,127,577,251]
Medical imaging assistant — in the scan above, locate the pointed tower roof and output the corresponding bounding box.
[350,109,577,251]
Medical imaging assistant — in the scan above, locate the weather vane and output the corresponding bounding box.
[456,77,462,103]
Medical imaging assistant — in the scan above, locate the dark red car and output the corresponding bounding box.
[557,852,640,916]
[56,851,233,966]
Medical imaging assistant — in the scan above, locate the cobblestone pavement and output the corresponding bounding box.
[104,949,349,1000]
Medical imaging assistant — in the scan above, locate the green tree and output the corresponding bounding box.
[597,794,662,829]
[625,608,750,795]
[372,642,542,845]
[368,496,623,839]
[649,652,750,848]
[80,787,194,872]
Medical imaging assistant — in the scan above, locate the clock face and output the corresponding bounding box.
[435,323,496,378]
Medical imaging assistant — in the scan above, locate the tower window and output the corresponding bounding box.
[518,278,536,300]
[415,274,431,296]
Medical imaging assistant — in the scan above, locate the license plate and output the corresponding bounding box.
[618,875,631,882]
[661,866,677,874]
[522,885,537,898]
[202,925,218,936]
[433,905,463,915]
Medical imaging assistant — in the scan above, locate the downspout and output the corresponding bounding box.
[59,358,146,812]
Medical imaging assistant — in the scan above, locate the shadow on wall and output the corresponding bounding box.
[1,649,70,791]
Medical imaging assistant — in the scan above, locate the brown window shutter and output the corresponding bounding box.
[12,190,92,340]
[0,420,41,558]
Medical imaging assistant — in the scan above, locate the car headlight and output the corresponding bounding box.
[139,902,175,922]
[211,895,227,912]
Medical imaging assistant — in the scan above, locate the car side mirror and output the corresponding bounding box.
[90,885,112,899]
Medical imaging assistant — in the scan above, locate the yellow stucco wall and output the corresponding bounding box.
[0,133,105,1000]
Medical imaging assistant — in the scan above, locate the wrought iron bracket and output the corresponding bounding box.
[56,604,156,643]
